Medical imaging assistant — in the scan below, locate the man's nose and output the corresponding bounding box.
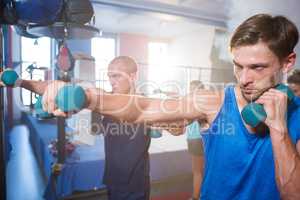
[239,69,253,86]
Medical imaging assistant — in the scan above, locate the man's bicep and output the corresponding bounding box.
[137,96,207,123]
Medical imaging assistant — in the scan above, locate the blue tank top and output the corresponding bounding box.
[294,96,300,106]
[200,86,300,200]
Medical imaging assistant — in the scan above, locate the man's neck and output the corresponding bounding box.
[113,88,136,95]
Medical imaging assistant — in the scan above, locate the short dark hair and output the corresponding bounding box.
[288,69,300,85]
[230,14,299,61]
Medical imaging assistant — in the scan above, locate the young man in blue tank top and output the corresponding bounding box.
[24,13,300,200]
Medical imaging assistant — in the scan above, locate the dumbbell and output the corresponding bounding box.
[34,96,53,119]
[55,84,87,112]
[0,69,86,113]
[241,84,294,127]
[1,69,19,86]
[148,129,162,138]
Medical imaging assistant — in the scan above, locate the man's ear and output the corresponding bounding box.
[282,52,296,73]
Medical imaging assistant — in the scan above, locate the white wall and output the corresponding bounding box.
[169,27,215,68]
[166,26,216,92]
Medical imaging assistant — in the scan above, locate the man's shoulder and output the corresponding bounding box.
[189,87,229,125]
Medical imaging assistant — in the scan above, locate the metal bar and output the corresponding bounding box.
[57,116,66,164]
[56,40,66,165]
[0,25,7,200]
[30,72,33,110]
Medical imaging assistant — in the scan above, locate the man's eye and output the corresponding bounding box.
[109,74,120,78]
[254,66,264,71]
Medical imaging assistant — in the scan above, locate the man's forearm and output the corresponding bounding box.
[270,129,300,200]
[19,79,48,95]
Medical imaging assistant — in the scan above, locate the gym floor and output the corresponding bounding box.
[6,125,192,200]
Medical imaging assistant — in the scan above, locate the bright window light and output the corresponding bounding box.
[21,37,51,106]
[148,42,169,86]
[91,37,116,90]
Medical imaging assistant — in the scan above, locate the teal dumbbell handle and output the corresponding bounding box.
[1,70,19,86]
[55,84,87,112]
[241,103,267,127]
[149,129,162,138]
[241,84,294,127]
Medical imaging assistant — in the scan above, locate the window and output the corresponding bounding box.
[91,37,116,90]
[21,37,51,106]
